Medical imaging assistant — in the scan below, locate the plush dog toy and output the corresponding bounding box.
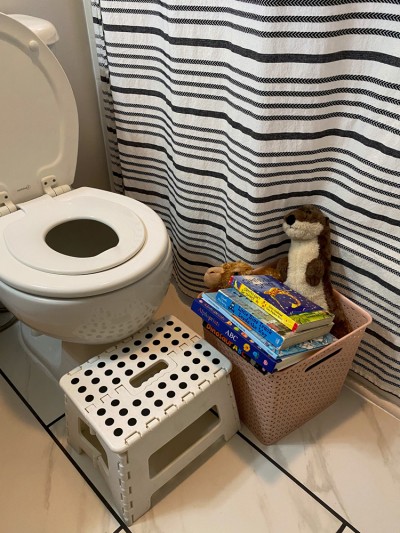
[276,204,351,338]
[204,260,282,291]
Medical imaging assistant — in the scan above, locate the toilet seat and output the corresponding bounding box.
[0,187,171,298]
[4,193,146,275]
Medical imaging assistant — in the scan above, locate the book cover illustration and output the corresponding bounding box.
[192,296,336,372]
[202,321,268,376]
[205,317,335,372]
[216,288,285,348]
[202,291,281,357]
[278,333,336,360]
[201,290,334,358]
[216,288,333,349]
[191,297,279,372]
[231,275,334,331]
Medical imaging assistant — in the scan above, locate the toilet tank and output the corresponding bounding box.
[7,14,59,46]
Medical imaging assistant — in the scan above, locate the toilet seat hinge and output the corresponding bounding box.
[0,191,18,217]
[41,176,71,198]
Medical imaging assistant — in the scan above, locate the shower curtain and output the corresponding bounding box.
[91,1,399,400]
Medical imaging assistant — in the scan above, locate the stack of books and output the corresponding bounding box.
[191,274,336,374]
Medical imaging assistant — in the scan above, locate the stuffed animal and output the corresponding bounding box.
[204,260,282,291]
[276,204,351,338]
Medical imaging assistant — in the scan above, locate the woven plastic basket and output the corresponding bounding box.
[203,292,372,445]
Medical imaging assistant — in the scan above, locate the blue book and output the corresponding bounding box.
[192,296,336,372]
[191,296,279,372]
[203,320,268,375]
[231,275,334,332]
[216,288,333,350]
[202,290,334,359]
[202,291,280,358]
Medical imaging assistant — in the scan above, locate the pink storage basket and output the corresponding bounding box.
[203,292,372,445]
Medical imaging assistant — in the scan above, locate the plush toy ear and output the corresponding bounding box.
[204,266,224,289]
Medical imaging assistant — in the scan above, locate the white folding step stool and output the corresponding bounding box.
[60,315,240,525]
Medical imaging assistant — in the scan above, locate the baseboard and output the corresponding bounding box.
[345,371,400,421]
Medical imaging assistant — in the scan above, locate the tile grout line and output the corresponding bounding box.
[47,412,65,428]
[0,370,131,533]
[1,368,359,533]
[238,431,360,533]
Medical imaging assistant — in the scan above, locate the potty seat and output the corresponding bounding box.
[4,193,146,276]
[0,14,171,298]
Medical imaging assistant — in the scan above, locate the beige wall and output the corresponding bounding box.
[0,0,111,191]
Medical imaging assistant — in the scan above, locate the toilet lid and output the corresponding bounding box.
[0,13,78,205]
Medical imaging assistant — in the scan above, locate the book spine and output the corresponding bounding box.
[202,322,267,375]
[232,279,298,331]
[202,294,280,358]
[191,298,277,373]
[216,291,283,349]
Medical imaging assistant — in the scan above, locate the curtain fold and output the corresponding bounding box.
[91,1,400,400]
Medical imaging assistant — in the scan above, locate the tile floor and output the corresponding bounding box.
[1,285,399,533]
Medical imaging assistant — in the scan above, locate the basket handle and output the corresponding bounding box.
[304,348,342,373]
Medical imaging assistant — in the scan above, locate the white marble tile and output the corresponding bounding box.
[0,377,121,533]
[50,415,341,532]
[132,433,342,533]
[241,386,400,533]
[0,322,65,424]
[50,417,120,516]
[2,287,399,533]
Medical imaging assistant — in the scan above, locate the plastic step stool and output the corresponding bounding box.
[60,315,240,525]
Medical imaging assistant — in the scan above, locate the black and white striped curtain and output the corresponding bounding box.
[91,1,400,400]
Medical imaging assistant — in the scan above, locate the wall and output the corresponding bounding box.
[0,0,110,191]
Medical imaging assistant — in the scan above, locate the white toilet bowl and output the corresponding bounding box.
[0,187,172,343]
[0,15,172,358]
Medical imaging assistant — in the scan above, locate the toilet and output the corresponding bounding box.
[0,14,172,377]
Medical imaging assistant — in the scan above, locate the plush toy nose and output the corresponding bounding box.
[285,214,296,226]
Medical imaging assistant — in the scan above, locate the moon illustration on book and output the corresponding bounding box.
[263,288,302,310]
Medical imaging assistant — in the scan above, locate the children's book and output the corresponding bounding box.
[203,319,332,372]
[275,334,336,371]
[230,275,334,332]
[191,296,335,372]
[202,291,333,358]
[216,287,333,349]
[191,296,278,372]
[202,321,268,376]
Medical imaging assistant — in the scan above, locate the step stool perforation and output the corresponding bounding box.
[61,322,232,452]
[60,315,240,525]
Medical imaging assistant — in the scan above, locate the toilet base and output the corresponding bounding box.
[20,323,113,381]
